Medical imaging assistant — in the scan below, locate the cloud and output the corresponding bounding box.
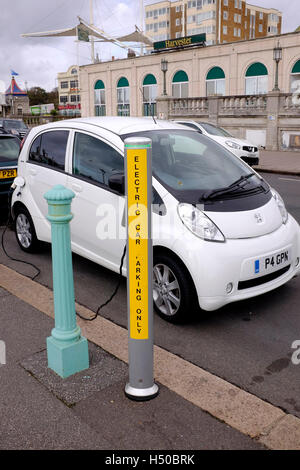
[0,0,298,92]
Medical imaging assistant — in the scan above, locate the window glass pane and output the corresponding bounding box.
[95,89,100,104]
[124,87,130,103]
[73,132,123,186]
[123,130,252,193]
[30,131,68,170]
[117,88,123,104]
[257,75,268,94]
[143,85,150,102]
[291,74,300,92]
[245,77,256,95]
[29,135,42,163]
[206,80,215,96]
[100,90,105,105]
[0,136,20,162]
[216,79,225,95]
[172,83,180,98]
[181,82,189,98]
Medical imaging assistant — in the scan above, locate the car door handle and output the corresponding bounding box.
[29,168,37,176]
[72,183,82,193]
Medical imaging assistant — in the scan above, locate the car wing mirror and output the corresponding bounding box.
[108,172,125,195]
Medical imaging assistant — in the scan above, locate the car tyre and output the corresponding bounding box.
[14,207,39,253]
[153,252,198,323]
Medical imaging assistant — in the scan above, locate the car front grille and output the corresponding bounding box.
[242,146,258,153]
[238,265,291,290]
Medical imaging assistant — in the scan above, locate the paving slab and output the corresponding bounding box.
[73,382,264,450]
[20,343,127,406]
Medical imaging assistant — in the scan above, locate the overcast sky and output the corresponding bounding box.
[0,0,298,92]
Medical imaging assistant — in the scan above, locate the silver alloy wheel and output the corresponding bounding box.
[153,263,181,317]
[16,213,32,249]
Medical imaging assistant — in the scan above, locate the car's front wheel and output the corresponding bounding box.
[15,207,39,253]
[153,253,198,323]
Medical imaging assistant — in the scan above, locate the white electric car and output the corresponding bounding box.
[174,120,260,167]
[12,117,300,322]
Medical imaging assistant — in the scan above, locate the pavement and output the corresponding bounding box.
[0,150,300,452]
[254,150,300,176]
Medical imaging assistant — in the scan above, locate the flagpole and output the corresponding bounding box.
[140,0,144,56]
[90,0,95,64]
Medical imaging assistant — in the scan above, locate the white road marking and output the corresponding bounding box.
[278,177,300,182]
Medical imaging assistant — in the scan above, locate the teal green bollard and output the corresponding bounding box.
[44,184,89,378]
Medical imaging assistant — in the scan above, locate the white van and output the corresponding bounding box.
[12,117,300,322]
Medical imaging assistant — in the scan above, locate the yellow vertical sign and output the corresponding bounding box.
[127,148,149,340]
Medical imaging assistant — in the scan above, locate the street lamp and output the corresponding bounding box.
[161,58,168,95]
[273,41,282,92]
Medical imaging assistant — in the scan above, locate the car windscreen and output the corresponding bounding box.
[3,120,27,130]
[121,129,269,209]
[198,123,232,137]
[0,136,20,162]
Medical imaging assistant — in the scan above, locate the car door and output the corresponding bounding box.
[25,129,70,220]
[66,130,126,273]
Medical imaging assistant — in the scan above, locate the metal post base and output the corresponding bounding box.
[124,383,159,402]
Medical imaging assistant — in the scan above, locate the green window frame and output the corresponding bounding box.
[143,74,157,116]
[94,80,106,116]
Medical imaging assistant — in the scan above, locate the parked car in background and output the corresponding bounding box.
[0,119,29,140]
[175,120,260,167]
[0,134,20,212]
[11,117,300,323]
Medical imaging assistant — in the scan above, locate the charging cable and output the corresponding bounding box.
[0,188,40,281]
[76,244,127,321]
[1,184,125,319]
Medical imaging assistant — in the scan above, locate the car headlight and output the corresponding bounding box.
[271,188,288,224]
[225,141,241,150]
[177,203,225,242]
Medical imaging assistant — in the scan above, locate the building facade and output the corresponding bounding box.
[57,65,81,116]
[4,77,30,117]
[145,0,282,46]
[79,30,300,118]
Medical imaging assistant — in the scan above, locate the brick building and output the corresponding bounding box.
[145,0,282,46]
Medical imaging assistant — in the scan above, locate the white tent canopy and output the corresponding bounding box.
[21,16,153,49]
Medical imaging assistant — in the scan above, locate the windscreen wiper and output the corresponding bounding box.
[201,173,256,201]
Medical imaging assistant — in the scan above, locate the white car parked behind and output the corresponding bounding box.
[175,120,260,167]
[12,117,300,322]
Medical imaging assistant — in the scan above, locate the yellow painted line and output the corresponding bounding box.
[1,262,300,449]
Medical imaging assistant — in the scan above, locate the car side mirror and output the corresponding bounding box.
[108,172,125,195]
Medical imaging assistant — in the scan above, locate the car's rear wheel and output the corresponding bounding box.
[15,207,39,253]
[153,252,198,323]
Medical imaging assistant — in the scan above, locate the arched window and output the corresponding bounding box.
[206,67,225,96]
[290,60,300,92]
[94,80,106,116]
[142,74,157,116]
[245,62,268,95]
[71,68,78,74]
[172,71,189,98]
[117,77,130,116]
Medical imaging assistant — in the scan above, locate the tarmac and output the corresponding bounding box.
[0,150,299,451]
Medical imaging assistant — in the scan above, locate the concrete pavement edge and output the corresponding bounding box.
[0,262,300,450]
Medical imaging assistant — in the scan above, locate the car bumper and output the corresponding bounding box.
[231,148,260,166]
[172,214,300,312]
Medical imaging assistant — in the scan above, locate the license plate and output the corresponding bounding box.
[254,249,290,275]
[0,169,17,179]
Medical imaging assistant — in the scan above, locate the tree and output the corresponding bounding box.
[47,87,59,109]
[27,87,48,106]
[27,86,59,109]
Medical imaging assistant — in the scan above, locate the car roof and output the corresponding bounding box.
[35,116,189,136]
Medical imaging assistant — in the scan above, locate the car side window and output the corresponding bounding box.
[182,122,202,132]
[73,132,124,187]
[28,131,69,170]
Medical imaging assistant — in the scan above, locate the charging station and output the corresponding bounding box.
[124,137,159,401]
